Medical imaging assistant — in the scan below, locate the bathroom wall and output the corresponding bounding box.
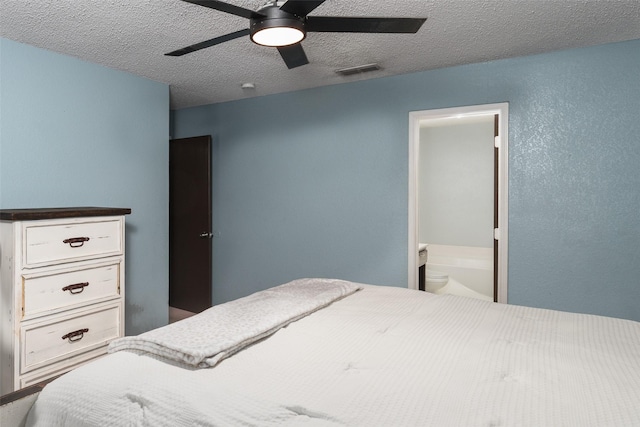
[419,119,495,248]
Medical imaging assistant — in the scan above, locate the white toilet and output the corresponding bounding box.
[424,269,449,293]
[426,269,493,301]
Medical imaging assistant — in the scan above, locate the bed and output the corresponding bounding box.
[24,278,640,426]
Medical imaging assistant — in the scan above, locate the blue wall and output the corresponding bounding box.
[173,38,640,322]
[0,38,170,335]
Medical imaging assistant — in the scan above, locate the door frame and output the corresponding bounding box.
[408,103,509,303]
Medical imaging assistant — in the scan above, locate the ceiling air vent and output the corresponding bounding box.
[335,63,381,76]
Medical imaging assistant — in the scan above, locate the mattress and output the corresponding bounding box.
[26,282,640,426]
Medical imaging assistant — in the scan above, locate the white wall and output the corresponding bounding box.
[419,119,495,248]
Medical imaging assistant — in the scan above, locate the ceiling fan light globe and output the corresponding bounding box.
[251,26,305,47]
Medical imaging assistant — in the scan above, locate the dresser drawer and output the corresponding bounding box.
[19,350,106,389]
[23,218,123,267]
[21,303,121,374]
[23,262,121,318]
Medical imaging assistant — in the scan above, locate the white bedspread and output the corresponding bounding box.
[108,278,361,368]
[27,283,640,426]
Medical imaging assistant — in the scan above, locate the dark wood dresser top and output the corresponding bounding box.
[0,207,131,221]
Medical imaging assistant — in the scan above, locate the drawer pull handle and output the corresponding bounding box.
[62,282,90,294]
[63,237,90,248]
[62,328,89,343]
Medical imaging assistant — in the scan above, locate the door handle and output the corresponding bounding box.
[199,232,213,239]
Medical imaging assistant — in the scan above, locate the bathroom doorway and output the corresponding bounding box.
[408,104,508,303]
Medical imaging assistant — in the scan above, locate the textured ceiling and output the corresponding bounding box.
[1,0,639,109]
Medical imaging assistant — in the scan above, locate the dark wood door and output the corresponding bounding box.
[169,136,212,313]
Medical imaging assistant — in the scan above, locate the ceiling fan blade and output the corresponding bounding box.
[165,29,250,56]
[277,44,309,69]
[179,0,264,19]
[306,16,426,33]
[279,0,327,18]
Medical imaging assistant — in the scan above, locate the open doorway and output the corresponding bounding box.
[408,104,508,303]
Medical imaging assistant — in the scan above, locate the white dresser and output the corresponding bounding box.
[0,207,130,394]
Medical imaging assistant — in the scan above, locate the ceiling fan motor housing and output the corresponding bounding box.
[250,2,306,46]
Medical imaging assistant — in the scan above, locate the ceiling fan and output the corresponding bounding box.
[166,0,427,69]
